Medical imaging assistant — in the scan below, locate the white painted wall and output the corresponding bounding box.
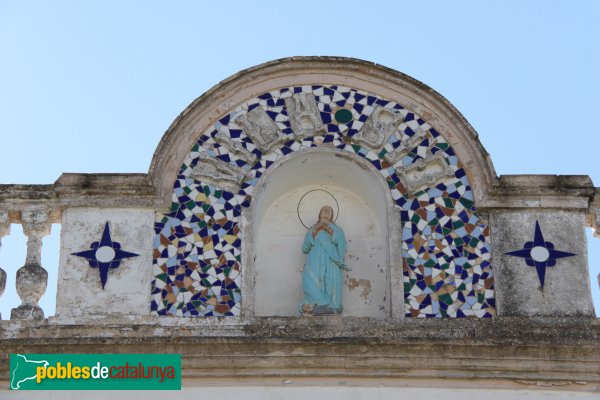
[55,208,154,318]
[251,150,397,317]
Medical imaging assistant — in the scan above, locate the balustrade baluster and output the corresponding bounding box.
[0,211,9,320]
[10,210,51,320]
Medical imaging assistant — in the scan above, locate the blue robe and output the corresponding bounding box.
[300,223,347,313]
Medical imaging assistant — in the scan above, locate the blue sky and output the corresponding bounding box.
[1,1,599,318]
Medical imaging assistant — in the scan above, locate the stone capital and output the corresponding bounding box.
[21,209,51,239]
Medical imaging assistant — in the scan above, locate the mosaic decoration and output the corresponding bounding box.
[152,85,495,318]
[505,221,576,289]
[72,222,139,289]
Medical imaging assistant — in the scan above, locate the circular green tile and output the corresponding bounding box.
[334,108,353,124]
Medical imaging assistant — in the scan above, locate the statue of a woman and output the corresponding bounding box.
[300,205,348,315]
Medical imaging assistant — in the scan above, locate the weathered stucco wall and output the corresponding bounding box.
[55,208,154,318]
[492,210,594,317]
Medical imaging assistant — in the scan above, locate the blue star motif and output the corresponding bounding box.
[505,220,576,289]
[71,222,139,289]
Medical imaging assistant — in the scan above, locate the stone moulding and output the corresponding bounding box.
[1,317,600,390]
[479,175,595,210]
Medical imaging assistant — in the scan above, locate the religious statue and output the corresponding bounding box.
[300,205,348,316]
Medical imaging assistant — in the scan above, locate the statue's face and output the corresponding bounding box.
[319,206,334,223]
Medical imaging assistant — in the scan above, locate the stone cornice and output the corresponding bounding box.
[0,174,160,223]
[1,317,599,387]
[479,175,595,211]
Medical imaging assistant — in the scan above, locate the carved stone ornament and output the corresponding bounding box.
[355,106,404,150]
[11,210,51,320]
[234,106,285,153]
[384,127,428,166]
[0,211,9,317]
[284,93,325,138]
[214,130,258,166]
[190,152,246,193]
[398,151,455,193]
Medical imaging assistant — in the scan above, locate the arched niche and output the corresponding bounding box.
[243,148,402,318]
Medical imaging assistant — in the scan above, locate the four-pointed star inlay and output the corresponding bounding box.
[505,220,575,289]
[71,222,139,289]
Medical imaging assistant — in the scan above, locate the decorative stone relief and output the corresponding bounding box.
[284,93,325,138]
[214,130,258,166]
[384,126,428,166]
[190,152,246,193]
[234,106,285,153]
[398,152,455,193]
[355,106,404,150]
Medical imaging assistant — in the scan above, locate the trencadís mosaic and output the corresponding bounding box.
[151,85,495,318]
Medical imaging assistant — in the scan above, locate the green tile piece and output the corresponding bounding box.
[460,198,474,209]
[334,108,353,124]
[439,293,453,305]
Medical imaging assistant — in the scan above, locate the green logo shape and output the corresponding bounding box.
[10,354,181,390]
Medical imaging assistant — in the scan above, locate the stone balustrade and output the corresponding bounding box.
[0,175,156,322]
[0,175,598,323]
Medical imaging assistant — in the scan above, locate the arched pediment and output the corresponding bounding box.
[148,57,497,209]
[150,57,496,319]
